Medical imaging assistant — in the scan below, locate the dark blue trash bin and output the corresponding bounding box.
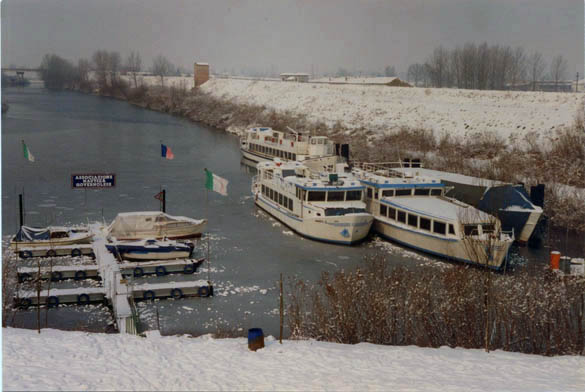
[248,328,264,351]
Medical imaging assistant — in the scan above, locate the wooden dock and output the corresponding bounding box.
[12,224,213,334]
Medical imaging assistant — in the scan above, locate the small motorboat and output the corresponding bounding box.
[10,225,93,250]
[107,211,207,240]
[106,238,194,261]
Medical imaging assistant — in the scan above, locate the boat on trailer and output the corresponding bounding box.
[106,239,194,261]
[252,160,373,245]
[352,163,514,269]
[240,126,344,169]
[107,212,207,241]
[10,225,93,250]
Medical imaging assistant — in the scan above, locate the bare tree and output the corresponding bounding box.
[406,63,425,86]
[109,51,121,86]
[528,51,546,91]
[508,47,527,88]
[77,58,91,83]
[425,46,449,88]
[550,55,568,91]
[92,50,110,90]
[152,55,172,86]
[126,51,142,88]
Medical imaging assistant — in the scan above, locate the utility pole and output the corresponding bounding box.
[576,72,580,93]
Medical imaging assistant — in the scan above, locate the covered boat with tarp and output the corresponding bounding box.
[107,212,207,241]
[10,226,93,249]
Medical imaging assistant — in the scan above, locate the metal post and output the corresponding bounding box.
[19,194,24,228]
[162,189,166,213]
[576,72,580,93]
[279,273,284,344]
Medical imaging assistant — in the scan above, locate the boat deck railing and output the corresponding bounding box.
[353,161,424,178]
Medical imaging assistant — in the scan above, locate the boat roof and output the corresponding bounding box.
[352,168,444,189]
[259,161,364,190]
[392,167,507,187]
[381,196,494,223]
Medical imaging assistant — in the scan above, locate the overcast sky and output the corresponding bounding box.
[1,0,583,76]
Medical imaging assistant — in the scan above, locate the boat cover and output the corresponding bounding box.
[14,226,51,242]
[108,211,202,238]
[478,185,534,213]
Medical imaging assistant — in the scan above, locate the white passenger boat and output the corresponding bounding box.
[252,160,373,245]
[10,225,93,250]
[240,126,343,169]
[391,165,543,244]
[353,164,514,269]
[107,212,207,241]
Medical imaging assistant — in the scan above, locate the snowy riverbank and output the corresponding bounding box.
[3,327,585,391]
[199,78,584,149]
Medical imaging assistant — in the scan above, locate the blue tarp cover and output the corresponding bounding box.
[14,226,50,242]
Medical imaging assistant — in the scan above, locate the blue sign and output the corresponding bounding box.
[71,173,116,188]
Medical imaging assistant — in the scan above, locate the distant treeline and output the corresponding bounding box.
[39,50,187,92]
[407,42,570,91]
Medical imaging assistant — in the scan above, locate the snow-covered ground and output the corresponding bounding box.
[3,328,584,391]
[200,78,584,148]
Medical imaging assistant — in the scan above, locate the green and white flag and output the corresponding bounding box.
[204,168,228,196]
[22,141,35,162]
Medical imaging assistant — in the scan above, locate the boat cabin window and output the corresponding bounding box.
[420,217,431,231]
[449,224,455,235]
[308,191,326,202]
[278,194,283,205]
[346,190,362,201]
[261,185,266,194]
[382,189,394,197]
[327,191,345,202]
[397,210,406,223]
[366,188,373,199]
[50,231,68,239]
[431,189,442,196]
[388,207,396,220]
[292,153,297,160]
[374,190,379,199]
[407,214,418,228]
[395,189,412,196]
[463,225,479,236]
[325,207,366,216]
[414,188,430,196]
[282,169,295,178]
[380,204,387,216]
[288,199,293,210]
[481,223,496,234]
[433,221,446,235]
[269,189,274,200]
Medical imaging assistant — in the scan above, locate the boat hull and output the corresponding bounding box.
[9,234,94,250]
[373,218,512,269]
[106,244,193,261]
[255,194,373,245]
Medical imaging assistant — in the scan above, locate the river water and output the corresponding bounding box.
[2,86,578,336]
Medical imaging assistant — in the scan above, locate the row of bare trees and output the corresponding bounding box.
[407,42,569,91]
[39,50,182,91]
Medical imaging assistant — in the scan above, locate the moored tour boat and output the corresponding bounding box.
[353,164,514,269]
[240,126,344,169]
[107,212,207,241]
[252,160,373,245]
[10,225,93,250]
[391,165,543,245]
[106,239,194,261]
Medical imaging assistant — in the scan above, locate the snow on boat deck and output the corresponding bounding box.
[3,327,584,391]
